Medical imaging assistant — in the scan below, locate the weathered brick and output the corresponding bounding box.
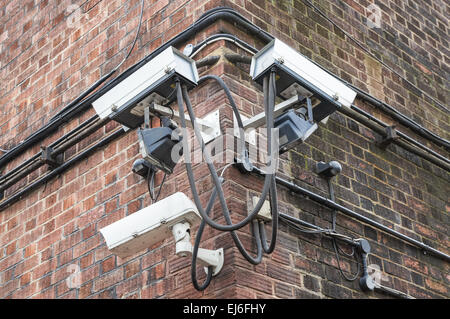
[0,0,448,301]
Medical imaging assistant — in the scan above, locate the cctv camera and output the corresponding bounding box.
[131,158,153,177]
[275,109,318,154]
[137,120,183,174]
[92,46,199,128]
[250,38,357,122]
[99,192,201,259]
[99,192,225,275]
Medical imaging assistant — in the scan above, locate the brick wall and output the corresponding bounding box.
[0,0,448,299]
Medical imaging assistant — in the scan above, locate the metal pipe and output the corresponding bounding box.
[350,105,450,165]
[0,154,41,184]
[50,115,99,149]
[374,285,414,299]
[348,85,450,150]
[190,33,258,58]
[0,160,44,192]
[251,166,450,262]
[396,131,449,164]
[0,115,99,184]
[0,129,125,211]
[339,106,450,171]
[51,117,108,156]
[0,116,102,192]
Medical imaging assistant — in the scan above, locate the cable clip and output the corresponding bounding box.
[378,126,399,149]
[40,146,63,169]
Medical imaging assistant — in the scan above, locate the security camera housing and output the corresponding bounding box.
[138,126,183,174]
[92,47,199,128]
[275,109,318,154]
[99,192,201,259]
[250,38,357,122]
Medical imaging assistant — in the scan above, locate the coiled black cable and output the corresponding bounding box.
[177,81,264,265]
[180,76,275,232]
[327,179,361,281]
[191,183,220,291]
[258,70,279,254]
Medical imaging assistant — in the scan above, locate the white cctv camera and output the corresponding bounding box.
[92,46,199,128]
[99,192,223,275]
[250,38,357,122]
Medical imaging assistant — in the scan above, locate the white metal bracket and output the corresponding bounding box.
[148,103,221,144]
[233,95,306,145]
[233,114,257,145]
[172,222,224,276]
[250,196,272,222]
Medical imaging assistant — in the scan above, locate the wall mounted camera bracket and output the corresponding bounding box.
[172,222,224,276]
[146,102,221,144]
[233,94,305,145]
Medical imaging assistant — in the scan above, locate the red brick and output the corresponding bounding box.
[424,278,448,295]
[93,268,123,292]
[0,0,448,301]
[101,256,116,274]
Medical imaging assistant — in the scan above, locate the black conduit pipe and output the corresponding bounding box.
[0,115,99,185]
[348,85,450,151]
[350,105,450,165]
[0,129,125,211]
[0,116,108,193]
[250,166,450,263]
[339,106,450,172]
[51,117,110,156]
[191,33,258,55]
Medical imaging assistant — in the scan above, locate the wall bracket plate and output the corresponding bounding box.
[233,95,305,146]
[148,103,221,144]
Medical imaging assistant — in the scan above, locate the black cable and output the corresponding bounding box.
[147,168,156,201]
[327,177,360,281]
[183,73,280,259]
[258,70,279,254]
[113,0,145,72]
[147,168,167,203]
[197,75,247,160]
[176,80,263,264]
[180,78,273,231]
[332,239,360,281]
[280,216,332,234]
[191,186,219,291]
[154,172,167,202]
